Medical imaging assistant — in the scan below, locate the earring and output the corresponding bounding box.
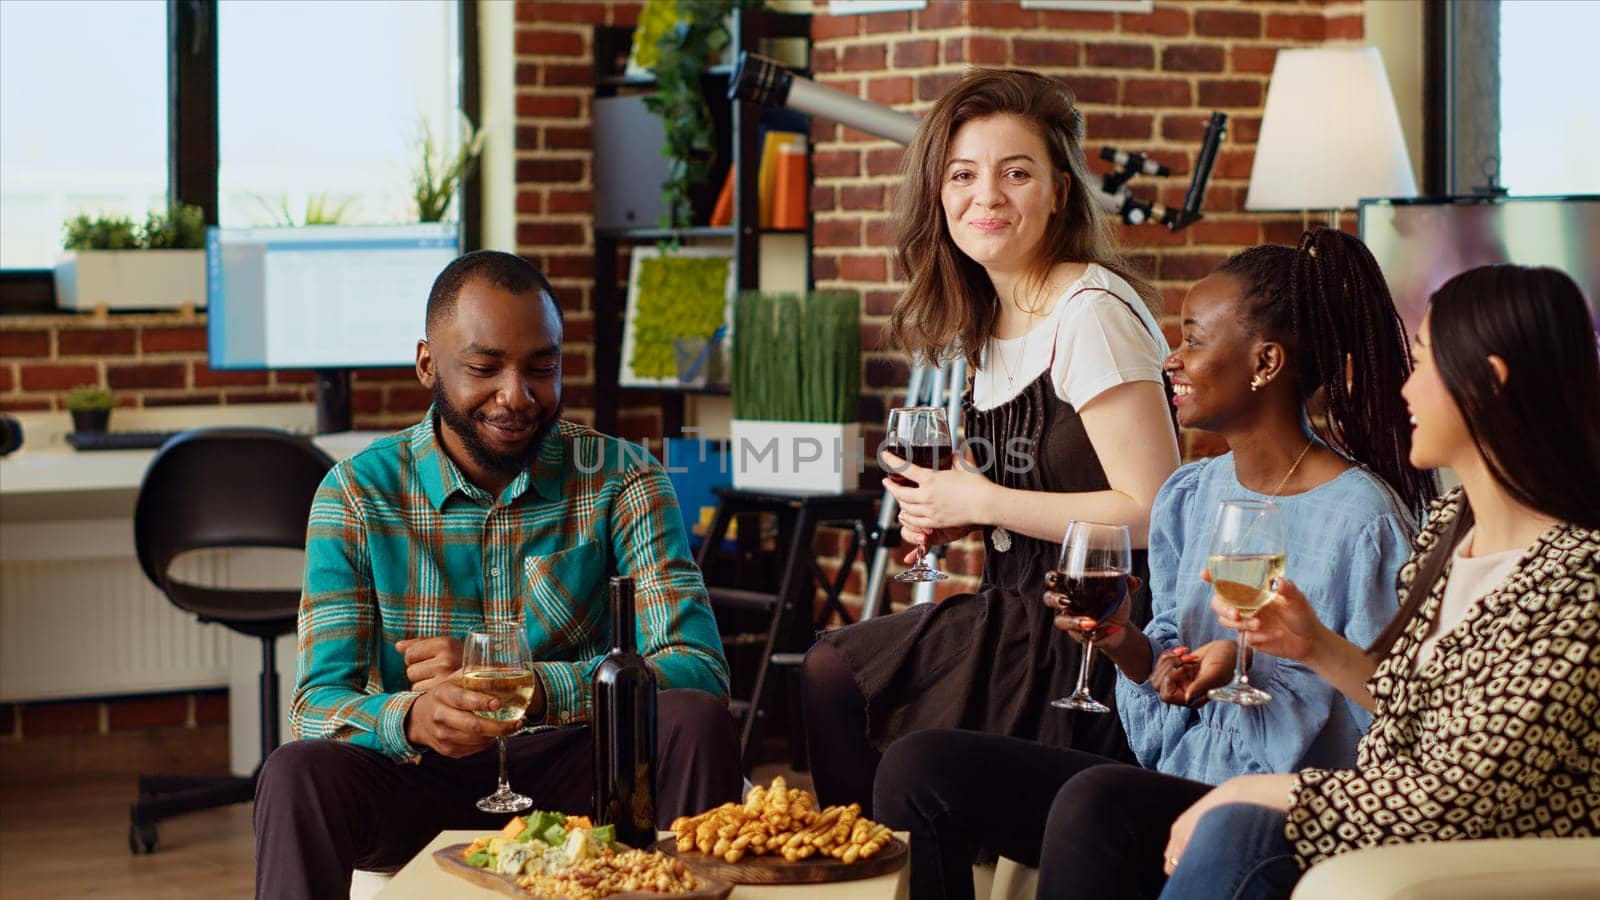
[1250,375,1265,392]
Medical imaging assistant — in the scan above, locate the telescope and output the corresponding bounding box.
[731,53,1226,231]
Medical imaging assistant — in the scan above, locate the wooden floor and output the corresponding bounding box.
[0,752,806,898]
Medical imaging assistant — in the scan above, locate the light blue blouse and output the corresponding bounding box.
[1115,453,1415,785]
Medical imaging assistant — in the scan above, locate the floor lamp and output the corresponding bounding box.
[1245,47,1418,228]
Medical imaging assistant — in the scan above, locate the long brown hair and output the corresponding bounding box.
[1365,264,1600,659]
[887,69,1159,368]
[1215,228,1436,520]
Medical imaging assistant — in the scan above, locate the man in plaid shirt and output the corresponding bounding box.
[253,251,741,898]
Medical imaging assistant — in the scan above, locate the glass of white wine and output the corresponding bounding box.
[463,621,535,813]
[1205,499,1286,706]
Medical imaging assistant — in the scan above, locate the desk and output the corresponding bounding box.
[0,404,388,775]
[378,830,909,900]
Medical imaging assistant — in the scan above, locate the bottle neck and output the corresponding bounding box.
[610,577,636,654]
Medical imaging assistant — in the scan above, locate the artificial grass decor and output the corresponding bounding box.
[733,290,860,423]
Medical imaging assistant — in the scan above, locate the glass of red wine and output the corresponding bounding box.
[884,405,954,583]
[1047,520,1132,712]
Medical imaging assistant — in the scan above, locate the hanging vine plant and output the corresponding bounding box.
[639,0,745,230]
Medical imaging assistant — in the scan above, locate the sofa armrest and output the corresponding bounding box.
[1291,838,1600,900]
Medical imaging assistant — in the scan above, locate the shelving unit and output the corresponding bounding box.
[589,8,813,437]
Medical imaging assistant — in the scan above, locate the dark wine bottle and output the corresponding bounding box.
[592,575,657,848]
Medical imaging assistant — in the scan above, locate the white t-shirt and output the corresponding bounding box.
[972,263,1169,412]
[1411,527,1525,674]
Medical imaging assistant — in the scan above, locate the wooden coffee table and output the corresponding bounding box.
[377,830,910,899]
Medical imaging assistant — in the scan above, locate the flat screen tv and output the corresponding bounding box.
[1359,195,1599,339]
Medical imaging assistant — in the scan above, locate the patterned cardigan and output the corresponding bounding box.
[1285,488,1599,867]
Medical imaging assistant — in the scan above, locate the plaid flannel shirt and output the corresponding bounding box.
[290,413,729,762]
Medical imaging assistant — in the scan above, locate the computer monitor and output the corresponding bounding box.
[1358,195,1600,339]
[206,223,459,370]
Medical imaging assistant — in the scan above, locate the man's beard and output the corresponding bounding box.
[432,380,560,478]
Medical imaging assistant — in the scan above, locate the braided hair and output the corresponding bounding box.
[1216,228,1436,520]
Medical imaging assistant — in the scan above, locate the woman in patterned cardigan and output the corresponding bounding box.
[1155,263,1600,898]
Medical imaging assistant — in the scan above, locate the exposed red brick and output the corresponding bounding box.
[1213,149,1257,180]
[0,367,12,391]
[1231,46,1278,75]
[563,317,595,342]
[1195,9,1261,39]
[518,158,584,183]
[812,119,839,144]
[893,39,939,69]
[1145,149,1192,176]
[814,219,861,249]
[811,13,859,41]
[810,46,837,74]
[1189,219,1263,246]
[140,326,207,354]
[517,93,582,118]
[1085,112,1154,141]
[543,125,591,150]
[193,362,268,387]
[562,351,589,378]
[1013,38,1079,68]
[1086,43,1155,70]
[1231,115,1263,144]
[965,36,1008,66]
[1064,75,1118,105]
[352,386,384,415]
[813,256,838,281]
[1039,9,1115,30]
[917,71,962,102]
[1265,13,1325,41]
[1122,78,1192,107]
[108,362,187,390]
[514,62,539,87]
[968,1,1036,28]
[0,397,50,412]
[144,392,223,407]
[515,124,540,149]
[517,190,542,214]
[194,690,229,725]
[57,328,136,356]
[515,30,584,56]
[915,0,965,30]
[542,64,592,87]
[0,330,50,357]
[19,363,97,391]
[1120,223,1189,248]
[1161,113,1217,143]
[352,366,414,382]
[841,44,886,73]
[225,389,306,405]
[840,185,886,211]
[1197,79,1263,108]
[21,699,101,736]
[864,290,899,317]
[812,149,860,179]
[272,369,317,384]
[865,218,895,247]
[518,222,587,247]
[107,694,189,730]
[838,255,887,283]
[386,384,432,412]
[1162,44,1225,73]
[1263,217,1312,245]
[0,703,14,735]
[812,185,837,212]
[865,148,903,177]
[525,3,606,25]
[1119,8,1189,36]
[867,76,914,106]
[1160,253,1229,282]
[865,356,910,390]
[1327,14,1363,39]
[862,10,910,34]
[544,253,594,279]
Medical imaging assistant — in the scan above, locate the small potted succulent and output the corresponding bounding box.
[65,384,115,434]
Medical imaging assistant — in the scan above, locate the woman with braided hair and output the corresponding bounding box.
[872,227,1434,900]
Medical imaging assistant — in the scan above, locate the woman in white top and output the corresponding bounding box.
[800,69,1181,813]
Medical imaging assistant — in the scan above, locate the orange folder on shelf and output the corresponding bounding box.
[757,130,805,229]
[709,168,734,227]
[771,143,808,230]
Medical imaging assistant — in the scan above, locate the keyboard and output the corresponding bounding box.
[66,430,180,452]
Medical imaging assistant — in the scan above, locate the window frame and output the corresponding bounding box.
[0,0,480,313]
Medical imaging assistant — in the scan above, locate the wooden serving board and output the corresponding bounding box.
[647,837,908,884]
[433,844,733,899]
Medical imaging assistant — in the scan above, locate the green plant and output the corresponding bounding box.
[250,192,355,227]
[733,290,860,423]
[63,203,207,251]
[641,0,739,230]
[628,254,730,379]
[64,384,115,412]
[412,113,485,222]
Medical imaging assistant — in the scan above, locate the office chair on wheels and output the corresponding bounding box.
[128,428,334,853]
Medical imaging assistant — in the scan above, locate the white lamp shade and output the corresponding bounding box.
[1246,47,1418,212]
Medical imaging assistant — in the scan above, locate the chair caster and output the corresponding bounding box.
[129,820,159,854]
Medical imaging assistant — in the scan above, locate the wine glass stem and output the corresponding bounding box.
[495,736,510,792]
[1074,637,1096,696]
[1233,628,1250,685]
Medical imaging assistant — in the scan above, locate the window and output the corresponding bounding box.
[1498,0,1600,195]
[217,1,462,226]
[0,0,168,269]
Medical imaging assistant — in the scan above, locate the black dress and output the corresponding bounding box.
[822,311,1157,761]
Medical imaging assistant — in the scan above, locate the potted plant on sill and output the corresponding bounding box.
[53,203,207,312]
[65,384,116,434]
[730,290,861,493]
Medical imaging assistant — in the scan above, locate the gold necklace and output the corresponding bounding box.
[994,308,1037,391]
[1267,438,1315,498]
